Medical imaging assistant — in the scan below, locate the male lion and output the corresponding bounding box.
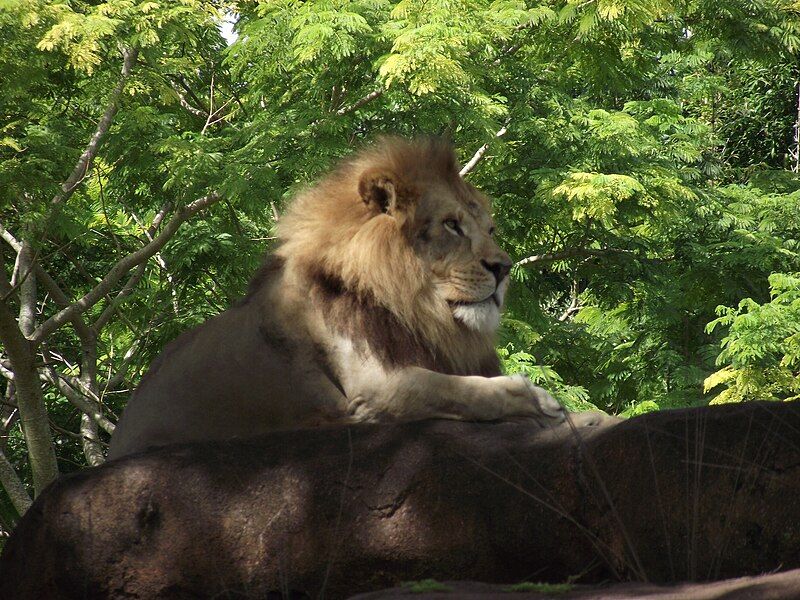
[109,138,596,459]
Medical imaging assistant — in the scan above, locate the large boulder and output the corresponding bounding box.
[2,402,800,599]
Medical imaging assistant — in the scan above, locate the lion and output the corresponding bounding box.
[109,137,604,459]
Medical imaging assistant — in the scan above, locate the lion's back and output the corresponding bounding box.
[108,274,344,458]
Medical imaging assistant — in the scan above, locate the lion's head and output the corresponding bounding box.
[276,137,512,374]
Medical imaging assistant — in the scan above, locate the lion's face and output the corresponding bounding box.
[359,168,512,334]
[415,181,511,333]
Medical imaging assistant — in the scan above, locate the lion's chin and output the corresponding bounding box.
[452,299,501,334]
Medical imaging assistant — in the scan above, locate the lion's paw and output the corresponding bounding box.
[567,410,621,428]
[500,374,566,427]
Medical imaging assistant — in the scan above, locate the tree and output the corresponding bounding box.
[0,1,237,527]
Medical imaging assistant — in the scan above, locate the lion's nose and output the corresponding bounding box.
[481,258,512,285]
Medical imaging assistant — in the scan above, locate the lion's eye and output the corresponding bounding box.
[443,219,463,236]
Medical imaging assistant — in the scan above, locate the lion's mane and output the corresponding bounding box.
[262,137,501,377]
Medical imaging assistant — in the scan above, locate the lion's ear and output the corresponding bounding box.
[359,169,406,215]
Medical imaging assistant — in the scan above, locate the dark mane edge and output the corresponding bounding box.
[307,266,501,377]
[236,254,285,306]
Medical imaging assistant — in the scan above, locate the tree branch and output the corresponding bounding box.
[38,365,115,435]
[169,81,207,117]
[51,47,138,206]
[558,278,581,322]
[93,202,176,331]
[515,247,637,268]
[92,262,147,333]
[0,359,14,381]
[31,192,222,344]
[102,339,141,393]
[0,447,31,515]
[0,221,98,344]
[173,74,209,115]
[35,267,96,339]
[80,413,104,466]
[336,89,384,116]
[460,124,509,177]
[9,246,21,288]
[0,222,20,254]
[16,242,36,337]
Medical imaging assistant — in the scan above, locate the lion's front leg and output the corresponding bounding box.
[345,366,566,427]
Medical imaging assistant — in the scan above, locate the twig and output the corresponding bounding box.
[199,73,234,135]
[124,203,180,317]
[492,21,538,66]
[201,72,216,135]
[48,419,109,447]
[97,169,122,253]
[92,261,148,333]
[558,278,581,321]
[103,338,141,394]
[459,124,509,176]
[516,247,636,268]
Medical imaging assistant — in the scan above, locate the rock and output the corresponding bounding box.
[2,402,800,599]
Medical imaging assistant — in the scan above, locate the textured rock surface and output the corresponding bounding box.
[2,402,800,599]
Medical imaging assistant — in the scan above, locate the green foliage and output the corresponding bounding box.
[498,343,597,412]
[504,582,573,593]
[402,579,453,593]
[705,273,800,402]
[620,400,660,417]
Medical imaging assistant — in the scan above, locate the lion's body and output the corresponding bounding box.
[109,138,569,459]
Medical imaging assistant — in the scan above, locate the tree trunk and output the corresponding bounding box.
[79,332,105,466]
[0,448,30,515]
[0,341,57,497]
[0,257,58,496]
